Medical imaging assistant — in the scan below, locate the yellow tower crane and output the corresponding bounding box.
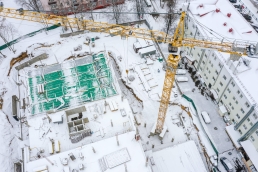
[0,7,255,134]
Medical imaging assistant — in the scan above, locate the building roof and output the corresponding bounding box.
[139,46,156,54]
[152,140,207,172]
[188,0,258,104]
[241,140,258,170]
[26,131,149,172]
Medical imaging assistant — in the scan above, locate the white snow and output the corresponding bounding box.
[225,125,241,149]
[151,140,207,172]
[240,140,258,170]
[26,131,149,172]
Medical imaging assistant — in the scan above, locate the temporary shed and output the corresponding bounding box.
[138,46,156,58]
[133,39,153,53]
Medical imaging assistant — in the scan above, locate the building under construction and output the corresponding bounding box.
[27,52,117,115]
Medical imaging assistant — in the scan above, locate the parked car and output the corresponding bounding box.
[229,0,237,3]
[223,115,230,123]
[241,13,252,21]
[220,157,234,172]
[249,44,255,55]
[201,111,211,124]
[234,4,241,8]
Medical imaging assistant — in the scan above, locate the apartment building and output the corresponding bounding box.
[184,0,258,155]
[39,0,125,15]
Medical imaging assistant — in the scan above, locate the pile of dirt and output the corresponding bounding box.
[8,51,28,76]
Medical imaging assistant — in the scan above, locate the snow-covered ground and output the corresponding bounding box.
[0,0,251,171]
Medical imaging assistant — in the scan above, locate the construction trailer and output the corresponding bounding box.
[133,39,153,53]
[138,46,156,58]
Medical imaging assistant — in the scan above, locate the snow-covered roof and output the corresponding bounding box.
[152,141,207,172]
[225,125,241,149]
[139,46,156,54]
[26,131,148,172]
[241,140,258,170]
[137,38,153,48]
[188,0,258,104]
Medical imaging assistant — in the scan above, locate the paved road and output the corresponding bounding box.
[178,71,243,172]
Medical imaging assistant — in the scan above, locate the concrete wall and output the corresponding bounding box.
[65,106,86,116]
[60,30,85,38]
[15,53,48,71]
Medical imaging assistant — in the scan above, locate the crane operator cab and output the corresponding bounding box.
[168,44,181,56]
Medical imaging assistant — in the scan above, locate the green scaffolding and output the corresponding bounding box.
[28,53,117,115]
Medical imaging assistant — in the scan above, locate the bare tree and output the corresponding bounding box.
[164,0,178,40]
[0,18,17,53]
[15,0,41,12]
[108,0,125,24]
[86,0,97,21]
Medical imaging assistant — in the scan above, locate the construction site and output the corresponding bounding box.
[1,0,258,172]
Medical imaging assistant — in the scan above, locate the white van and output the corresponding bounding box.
[176,76,188,82]
[201,111,211,124]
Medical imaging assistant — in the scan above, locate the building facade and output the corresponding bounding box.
[38,0,125,15]
[184,13,258,151]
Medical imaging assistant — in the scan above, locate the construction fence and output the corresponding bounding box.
[28,52,117,115]
[182,94,219,157]
[0,24,60,51]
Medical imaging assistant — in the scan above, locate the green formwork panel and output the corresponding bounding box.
[29,53,117,115]
[78,73,96,81]
[76,64,94,74]
[44,71,62,82]
[45,79,64,90]
[79,78,99,90]
[47,88,64,99]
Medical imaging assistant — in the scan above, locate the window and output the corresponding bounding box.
[229,103,232,106]
[209,60,211,64]
[200,67,203,71]
[247,118,250,122]
[243,124,247,130]
[206,67,208,70]
[224,94,227,99]
[253,113,258,119]
[190,32,193,36]
[217,88,220,92]
[205,54,207,58]
[209,71,211,74]
[212,53,214,57]
[211,64,213,67]
[240,94,243,98]
[227,88,231,93]
[239,129,242,134]
[250,122,253,126]
[215,70,218,75]
[237,90,240,94]
[202,60,205,64]
[233,96,236,100]
[212,77,215,81]
[250,136,255,142]
[236,114,240,119]
[214,56,217,60]
[198,53,200,57]
[256,130,258,136]
[218,63,223,68]
[220,82,223,86]
[232,106,234,110]
[231,81,235,87]
[245,102,250,108]
[241,108,245,114]
[223,75,227,80]
[99,0,102,4]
